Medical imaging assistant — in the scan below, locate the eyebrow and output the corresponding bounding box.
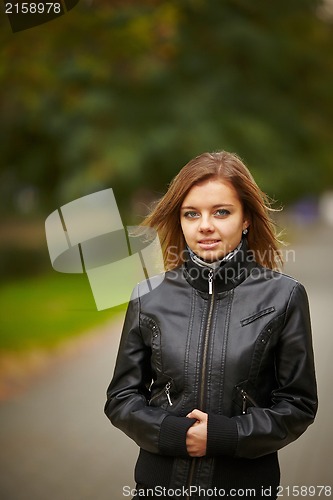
[181,204,234,210]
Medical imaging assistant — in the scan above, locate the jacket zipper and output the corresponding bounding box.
[208,268,213,295]
[187,268,215,499]
[240,389,258,414]
[165,381,173,406]
[199,269,215,409]
[149,381,173,406]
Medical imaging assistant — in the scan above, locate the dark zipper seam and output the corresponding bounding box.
[240,389,259,414]
[148,317,172,407]
[199,276,215,410]
[150,318,165,374]
[149,380,173,406]
[187,269,215,499]
[149,385,166,405]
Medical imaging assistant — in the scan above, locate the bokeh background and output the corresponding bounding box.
[0,1,332,499]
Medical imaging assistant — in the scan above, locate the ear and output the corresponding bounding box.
[242,219,250,231]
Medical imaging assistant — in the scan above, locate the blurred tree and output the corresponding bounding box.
[0,0,332,222]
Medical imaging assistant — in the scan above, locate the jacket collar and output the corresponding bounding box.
[183,238,256,294]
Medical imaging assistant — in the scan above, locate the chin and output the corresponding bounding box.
[199,250,225,262]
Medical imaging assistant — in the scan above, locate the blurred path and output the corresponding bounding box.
[279,224,333,492]
[0,224,332,500]
[0,317,138,500]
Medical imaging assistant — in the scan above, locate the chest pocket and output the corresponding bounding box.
[243,309,285,385]
[240,306,279,384]
[240,306,276,327]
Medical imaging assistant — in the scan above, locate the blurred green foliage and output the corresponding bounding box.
[0,273,126,351]
[0,0,332,216]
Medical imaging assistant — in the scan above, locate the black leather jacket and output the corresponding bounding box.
[105,241,317,494]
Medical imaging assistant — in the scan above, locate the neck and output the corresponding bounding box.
[187,241,243,270]
[184,238,255,294]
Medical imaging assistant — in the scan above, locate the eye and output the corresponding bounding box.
[183,210,200,219]
[214,208,230,217]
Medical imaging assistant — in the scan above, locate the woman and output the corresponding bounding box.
[104,151,317,499]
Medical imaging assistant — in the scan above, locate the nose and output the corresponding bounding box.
[198,214,214,233]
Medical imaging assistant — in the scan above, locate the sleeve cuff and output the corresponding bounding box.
[206,413,238,456]
[159,415,196,456]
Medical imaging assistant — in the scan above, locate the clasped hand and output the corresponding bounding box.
[186,409,208,457]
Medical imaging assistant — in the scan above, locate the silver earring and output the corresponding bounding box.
[242,228,248,235]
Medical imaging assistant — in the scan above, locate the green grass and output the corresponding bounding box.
[0,273,127,352]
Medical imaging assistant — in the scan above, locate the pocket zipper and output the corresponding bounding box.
[149,381,173,406]
[165,382,173,406]
[240,389,258,414]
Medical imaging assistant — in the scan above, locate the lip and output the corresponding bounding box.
[198,239,220,249]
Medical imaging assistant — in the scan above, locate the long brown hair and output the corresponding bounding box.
[141,151,283,270]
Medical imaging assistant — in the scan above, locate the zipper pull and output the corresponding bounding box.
[241,391,247,414]
[208,269,214,295]
[165,382,173,406]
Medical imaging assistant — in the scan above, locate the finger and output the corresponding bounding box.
[189,409,205,421]
[186,409,200,419]
[186,411,199,420]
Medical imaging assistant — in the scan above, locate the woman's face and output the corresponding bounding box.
[180,178,249,262]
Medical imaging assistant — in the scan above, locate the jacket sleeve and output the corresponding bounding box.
[104,285,195,456]
[206,282,318,459]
